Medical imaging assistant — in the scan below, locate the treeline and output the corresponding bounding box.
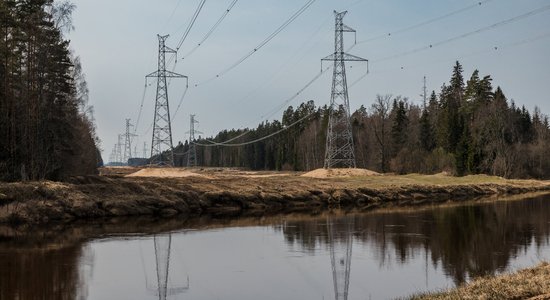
[0,0,100,181]
[175,61,550,179]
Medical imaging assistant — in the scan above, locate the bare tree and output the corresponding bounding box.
[370,95,392,172]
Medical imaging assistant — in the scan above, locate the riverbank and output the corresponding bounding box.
[1,167,550,224]
[409,262,550,300]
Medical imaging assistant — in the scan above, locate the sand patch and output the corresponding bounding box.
[301,168,380,178]
[126,168,209,178]
[245,174,290,178]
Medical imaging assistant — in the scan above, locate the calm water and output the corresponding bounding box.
[1,194,550,300]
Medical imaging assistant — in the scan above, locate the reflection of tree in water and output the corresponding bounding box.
[0,242,93,300]
[279,195,550,284]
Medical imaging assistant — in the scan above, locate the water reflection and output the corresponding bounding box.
[0,240,92,300]
[151,234,189,300]
[0,194,549,299]
[281,196,550,285]
[327,216,353,300]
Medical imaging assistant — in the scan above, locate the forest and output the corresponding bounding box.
[0,0,100,181]
[175,61,550,179]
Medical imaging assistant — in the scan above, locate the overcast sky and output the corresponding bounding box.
[67,0,550,161]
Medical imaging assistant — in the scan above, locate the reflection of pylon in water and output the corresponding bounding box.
[327,216,353,300]
[153,234,189,300]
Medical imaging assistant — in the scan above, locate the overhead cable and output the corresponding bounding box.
[133,78,155,135]
[194,109,317,147]
[176,0,207,50]
[171,82,190,121]
[357,0,494,44]
[373,4,550,63]
[349,30,550,88]
[194,66,330,146]
[163,0,184,31]
[195,0,317,86]
[183,0,239,60]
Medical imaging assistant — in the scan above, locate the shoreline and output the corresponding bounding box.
[1,168,549,224]
[409,262,550,300]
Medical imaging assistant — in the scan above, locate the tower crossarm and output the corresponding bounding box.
[146,70,188,79]
[322,53,367,62]
[341,24,356,33]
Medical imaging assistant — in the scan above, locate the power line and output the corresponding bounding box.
[357,0,494,44]
[195,0,317,86]
[233,17,332,108]
[171,82,190,120]
[194,108,318,147]
[182,0,239,60]
[372,3,550,63]
[133,78,154,135]
[163,0,184,31]
[259,65,330,121]
[201,66,331,146]
[349,30,550,88]
[176,0,207,50]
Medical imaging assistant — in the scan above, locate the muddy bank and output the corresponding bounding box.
[1,171,550,224]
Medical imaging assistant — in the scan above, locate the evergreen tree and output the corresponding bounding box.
[391,99,409,155]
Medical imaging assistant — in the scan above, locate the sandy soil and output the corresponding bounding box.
[125,168,210,178]
[301,168,380,178]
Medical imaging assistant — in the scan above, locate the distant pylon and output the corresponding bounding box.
[322,11,368,169]
[186,114,203,167]
[422,76,427,108]
[143,142,148,158]
[146,35,188,166]
[109,145,117,164]
[124,119,138,162]
[116,134,124,164]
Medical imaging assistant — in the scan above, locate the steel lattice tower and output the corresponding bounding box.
[116,134,124,164]
[322,11,368,169]
[123,118,137,162]
[146,35,188,166]
[186,114,202,167]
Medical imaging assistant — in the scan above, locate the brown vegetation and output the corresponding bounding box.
[1,168,549,224]
[409,262,550,300]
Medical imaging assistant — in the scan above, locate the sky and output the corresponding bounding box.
[66,0,550,161]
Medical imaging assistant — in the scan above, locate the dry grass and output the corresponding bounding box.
[409,262,550,300]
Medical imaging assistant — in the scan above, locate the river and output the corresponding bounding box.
[1,194,550,299]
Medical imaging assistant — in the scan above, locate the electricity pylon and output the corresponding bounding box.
[186,114,203,167]
[422,76,427,109]
[116,134,124,164]
[322,11,368,169]
[327,216,354,300]
[124,119,138,162]
[109,145,117,164]
[146,35,188,166]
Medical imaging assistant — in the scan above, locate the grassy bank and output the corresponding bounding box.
[0,168,549,224]
[409,262,550,300]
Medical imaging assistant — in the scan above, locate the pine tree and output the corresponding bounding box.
[391,99,409,156]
